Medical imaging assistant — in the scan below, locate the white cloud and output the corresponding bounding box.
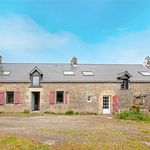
[0,12,149,63]
[98,28,150,64]
[0,13,83,54]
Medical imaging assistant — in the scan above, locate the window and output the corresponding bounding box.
[103,96,110,109]
[56,91,64,103]
[82,71,94,76]
[64,71,75,76]
[87,96,92,102]
[6,91,14,104]
[139,71,150,76]
[121,79,129,90]
[30,67,43,87]
[3,71,10,75]
[32,76,40,86]
[0,71,11,76]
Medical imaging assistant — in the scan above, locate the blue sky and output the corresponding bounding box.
[0,0,150,63]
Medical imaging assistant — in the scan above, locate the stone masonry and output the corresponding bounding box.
[0,82,150,114]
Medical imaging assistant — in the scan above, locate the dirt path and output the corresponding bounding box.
[0,115,149,149]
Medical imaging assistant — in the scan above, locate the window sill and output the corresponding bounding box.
[56,102,64,105]
[6,103,14,105]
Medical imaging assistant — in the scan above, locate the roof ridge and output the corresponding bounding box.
[3,63,143,65]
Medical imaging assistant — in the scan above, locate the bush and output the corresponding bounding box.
[44,111,56,115]
[116,109,150,122]
[23,109,30,114]
[75,111,97,115]
[65,110,74,115]
[74,112,79,115]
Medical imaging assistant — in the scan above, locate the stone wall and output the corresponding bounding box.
[0,83,29,112]
[0,82,150,114]
[117,83,150,111]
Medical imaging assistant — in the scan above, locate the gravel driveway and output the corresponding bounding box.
[0,115,149,149]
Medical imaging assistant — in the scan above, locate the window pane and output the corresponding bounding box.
[56,91,64,103]
[121,79,128,90]
[64,71,75,75]
[82,71,94,76]
[6,92,14,104]
[33,76,40,86]
[4,71,10,75]
[103,96,109,109]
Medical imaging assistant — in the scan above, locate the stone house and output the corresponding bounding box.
[0,56,150,114]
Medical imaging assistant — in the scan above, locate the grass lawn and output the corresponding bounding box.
[0,134,49,150]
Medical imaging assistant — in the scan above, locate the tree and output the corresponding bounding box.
[144,56,150,67]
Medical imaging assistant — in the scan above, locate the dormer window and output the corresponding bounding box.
[29,66,43,88]
[117,71,132,90]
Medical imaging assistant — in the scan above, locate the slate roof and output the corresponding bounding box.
[0,63,150,83]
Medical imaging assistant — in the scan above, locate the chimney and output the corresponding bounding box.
[0,56,2,65]
[71,56,77,67]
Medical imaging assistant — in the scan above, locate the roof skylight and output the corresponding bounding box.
[0,71,11,76]
[139,71,150,76]
[3,71,10,75]
[64,71,75,76]
[82,71,94,76]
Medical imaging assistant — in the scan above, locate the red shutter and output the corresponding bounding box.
[14,91,20,104]
[64,91,69,104]
[0,92,5,105]
[113,95,118,114]
[50,91,56,105]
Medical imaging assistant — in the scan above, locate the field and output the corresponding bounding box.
[0,115,149,150]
